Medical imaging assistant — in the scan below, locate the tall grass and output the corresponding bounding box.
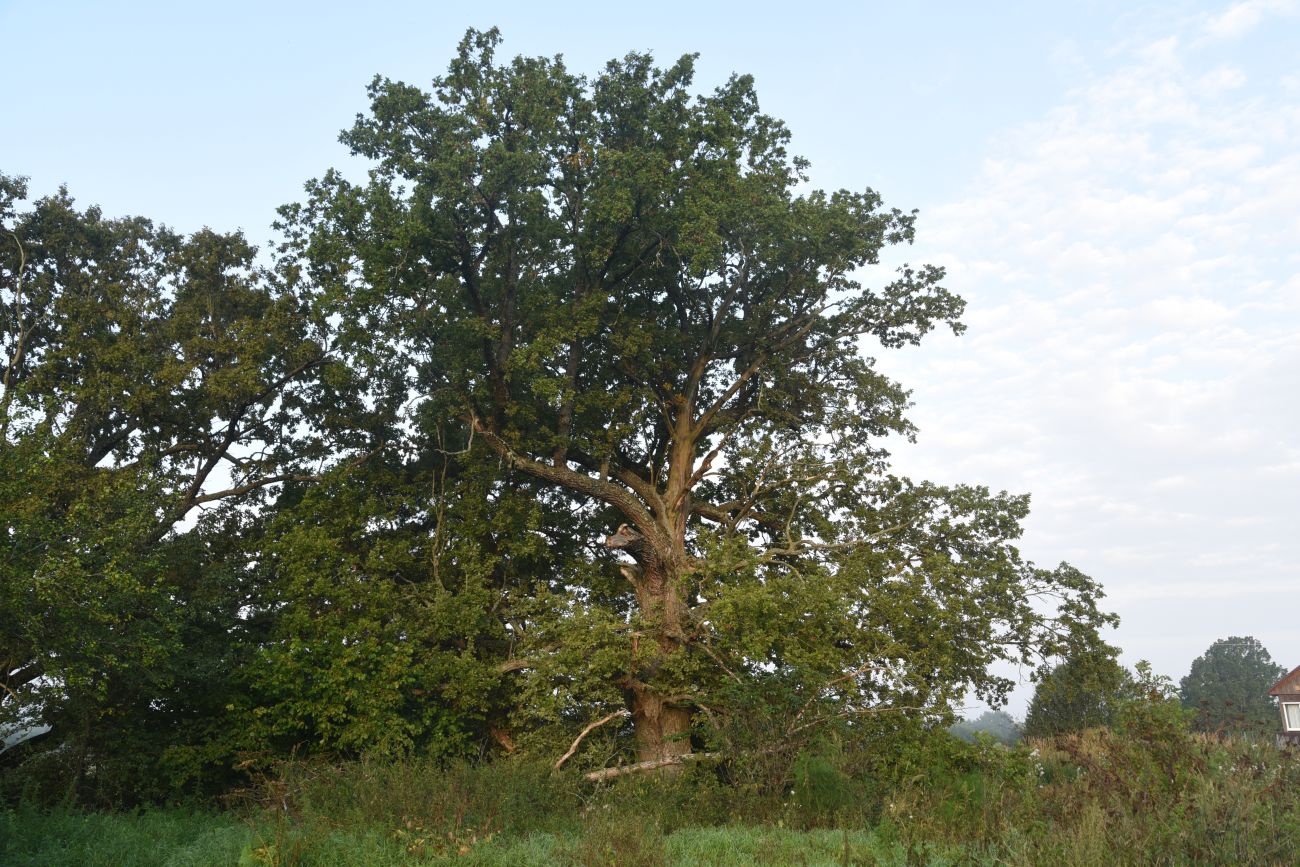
[5,720,1300,865]
[882,730,1300,864]
[0,807,251,867]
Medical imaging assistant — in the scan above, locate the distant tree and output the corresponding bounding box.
[1179,636,1284,736]
[1024,649,1129,738]
[950,709,1020,745]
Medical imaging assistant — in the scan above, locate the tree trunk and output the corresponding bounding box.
[606,525,693,771]
[629,684,692,766]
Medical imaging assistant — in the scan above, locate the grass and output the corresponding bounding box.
[5,715,1300,866]
[0,807,252,867]
[0,809,970,867]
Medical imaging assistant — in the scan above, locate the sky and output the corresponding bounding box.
[4,0,1297,714]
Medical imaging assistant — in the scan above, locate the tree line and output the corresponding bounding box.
[946,635,1290,745]
[1020,635,1290,740]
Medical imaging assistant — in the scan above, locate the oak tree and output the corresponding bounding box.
[283,30,1115,773]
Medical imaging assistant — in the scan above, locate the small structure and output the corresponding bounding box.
[1268,664,1300,746]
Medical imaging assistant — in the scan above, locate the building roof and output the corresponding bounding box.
[1268,664,1300,696]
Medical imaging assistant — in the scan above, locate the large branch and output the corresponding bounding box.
[691,353,763,439]
[683,261,748,409]
[470,412,668,549]
[566,447,664,514]
[3,662,43,694]
[552,337,582,467]
[692,500,784,533]
[692,306,825,438]
[145,351,335,536]
[497,658,535,674]
[188,472,322,506]
[600,238,662,292]
[582,751,719,783]
[86,424,134,467]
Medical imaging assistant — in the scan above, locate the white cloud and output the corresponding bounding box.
[1198,65,1248,94]
[876,3,1300,690]
[1203,0,1297,41]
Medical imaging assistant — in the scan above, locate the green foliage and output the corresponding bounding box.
[10,722,1300,865]
[1023,647,1129,738]
[0,174,355,803]
[234,475,491,759]
[0,806,251,867]
[278,27,1115,771]
[790,748,856,825]
[1179,635,1285,736]
[882,687,1300,863]
[4,28,1116,802]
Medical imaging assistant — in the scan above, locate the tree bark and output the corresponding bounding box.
[606,524,693,771]
[627,683,692,766]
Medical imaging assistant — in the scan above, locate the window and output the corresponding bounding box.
[1285,703,1300,731]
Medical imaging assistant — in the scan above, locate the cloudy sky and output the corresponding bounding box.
[5,0,1297,711]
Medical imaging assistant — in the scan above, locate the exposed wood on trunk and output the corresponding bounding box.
[604,523,694,766]
[489,725,517,754]
[627,684,693,766]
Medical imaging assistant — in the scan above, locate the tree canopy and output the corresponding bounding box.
[1023,648,1130,738]
[1179,636,1285,736]
[2,29,1117,799]
[0,171,357,799]
[279,28,1115,770]
[950,710,1021,745]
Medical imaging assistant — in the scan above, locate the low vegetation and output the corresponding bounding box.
[5,692,1299,866]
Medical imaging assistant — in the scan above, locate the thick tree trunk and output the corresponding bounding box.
[606,525,693,771]
[628,685,692,766]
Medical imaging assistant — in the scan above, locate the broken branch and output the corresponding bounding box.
[582,751,719,783]
[553,709,630,770]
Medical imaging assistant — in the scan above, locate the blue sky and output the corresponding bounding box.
[4,0,1146,230]
[5,0,1298,714]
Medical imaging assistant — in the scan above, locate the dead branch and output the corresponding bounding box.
[553,709,630,770]
[582,751,719,783]
[489,725,516,754]
[785,705,928,738]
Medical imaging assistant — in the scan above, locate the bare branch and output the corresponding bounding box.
[554,709,630,769]
[692,501,784,533]
[189,472,321,506]
[469,411,668,549]
[786,704,928,739]
[582,751,719,783]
